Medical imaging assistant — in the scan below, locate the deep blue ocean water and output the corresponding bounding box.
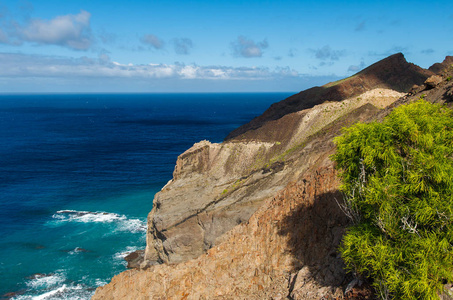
[0,93,292,299]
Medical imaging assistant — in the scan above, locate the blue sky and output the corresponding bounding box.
[0,0,451,93]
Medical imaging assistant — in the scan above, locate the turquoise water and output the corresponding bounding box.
[0,93,291,299]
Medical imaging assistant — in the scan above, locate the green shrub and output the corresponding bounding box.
[332,100,453,299]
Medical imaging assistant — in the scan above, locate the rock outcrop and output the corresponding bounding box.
[94,161,349,299]
[142,88,405,267]
[141,53,426,269]
[93,55,453,299]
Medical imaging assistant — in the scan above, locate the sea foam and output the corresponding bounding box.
[14,284,92,300]
[113,245,141,266]
[53,210,126,223]
[14,272,93,300]
[25,273,65,290]
[50,210,146,233]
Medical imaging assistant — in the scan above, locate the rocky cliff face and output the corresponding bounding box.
[142,87,405,267]
[94,163,348,300]
[93,55,453,299]
[141,53,423,268]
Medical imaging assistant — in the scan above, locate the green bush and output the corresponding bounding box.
[332,100,453,299]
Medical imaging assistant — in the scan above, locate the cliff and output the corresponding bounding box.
[93,54,453,299]
[142,88,405,267]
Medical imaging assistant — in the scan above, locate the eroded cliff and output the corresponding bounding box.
[142,87,405,267]
[141,54,422,269]
[93,54,453,299]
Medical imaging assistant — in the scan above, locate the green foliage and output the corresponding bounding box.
[446,76,452,82]
[332,100,453,299]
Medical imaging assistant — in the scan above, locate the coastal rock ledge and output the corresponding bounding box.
[93,54,453,299]
[94,164,348,299]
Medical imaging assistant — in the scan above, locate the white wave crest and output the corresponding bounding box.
[53,210,126,223]
[95,278,108,287]
[113,246,140,261]
[14,283,93,300]
[116,218,147,233]
[67,247,89,255]
[26,273,65,290]
[33,284,68,300]
[51,210,147,233]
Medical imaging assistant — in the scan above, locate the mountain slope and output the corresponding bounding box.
[225,53,433,141]
[93,54,453,299]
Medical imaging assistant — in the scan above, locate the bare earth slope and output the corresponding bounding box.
[225,53,433,141]
[93,55,453,299]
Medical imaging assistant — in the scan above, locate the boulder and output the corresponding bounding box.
[124,250,145,269]
[424,75,443,89]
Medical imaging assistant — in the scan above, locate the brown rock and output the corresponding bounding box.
[409,84,425,94]
[2,292,20,299]
[424,75,443,89]
[428,56,453,74]
[445,86,453,102]
[124,250,145,269]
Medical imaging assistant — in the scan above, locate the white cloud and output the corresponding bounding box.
[0,52,302,81]
[231,36,268,58]
[2,10,93,50]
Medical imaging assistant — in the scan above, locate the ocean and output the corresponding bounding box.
[0,93,292,299]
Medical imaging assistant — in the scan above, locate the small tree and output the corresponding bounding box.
[332,99,453,299]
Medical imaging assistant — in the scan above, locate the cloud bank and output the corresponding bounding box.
[0,52,300,81]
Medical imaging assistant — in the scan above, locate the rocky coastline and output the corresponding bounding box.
[93,54,453,299]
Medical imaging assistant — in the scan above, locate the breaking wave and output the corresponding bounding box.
[13,272,97,300]
[25,273,66,290]
[50,210,146,233]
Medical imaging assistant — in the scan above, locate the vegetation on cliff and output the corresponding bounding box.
[333,99,453,299]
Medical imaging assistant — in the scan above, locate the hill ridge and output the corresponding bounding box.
[225,53,433,141]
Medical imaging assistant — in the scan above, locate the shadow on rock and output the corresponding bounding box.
[278,189,352,297]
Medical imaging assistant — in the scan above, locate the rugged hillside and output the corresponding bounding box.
[428,56,453,74]
[141,88,406,267]
[93,55,453,299]
[225,53,433,141]
[140,53,428,268]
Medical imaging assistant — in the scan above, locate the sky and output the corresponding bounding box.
[0,0,451,93]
